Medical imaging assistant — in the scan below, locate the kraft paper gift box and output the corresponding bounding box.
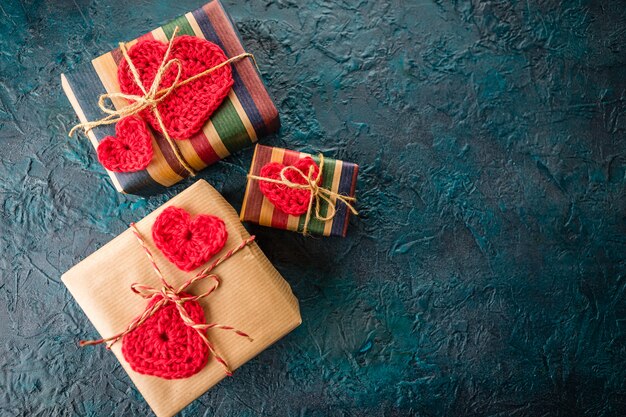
[62,180,301,417]
[240,145,359,237]
[61,0,279,195]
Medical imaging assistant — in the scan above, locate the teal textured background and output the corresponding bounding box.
[1,0,625,416]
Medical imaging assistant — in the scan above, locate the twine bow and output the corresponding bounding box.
[79,222,255,376]
[247,154,358,235]
[69,26,256,177]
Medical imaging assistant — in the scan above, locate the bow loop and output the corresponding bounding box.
[130,282,161,299]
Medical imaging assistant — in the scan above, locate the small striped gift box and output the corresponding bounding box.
[61,0,278,195]
[240,145,359,237]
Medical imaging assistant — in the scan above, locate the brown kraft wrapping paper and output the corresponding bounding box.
[62,179,301,417]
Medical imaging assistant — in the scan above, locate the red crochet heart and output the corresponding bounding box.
[258,157,321,216]
[97,116,153,172]
[152,206,228,271]
[122,293,209,379]
[118,35,234,140]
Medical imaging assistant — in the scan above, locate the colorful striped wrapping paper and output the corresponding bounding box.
[240,145,359,237]
[61,0,279,195]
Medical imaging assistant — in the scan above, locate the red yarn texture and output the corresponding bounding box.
[121,293,209,379]
[152,206,228,271]
[118,35,233,140]
[97,116,153,172]
[258,157,321,216]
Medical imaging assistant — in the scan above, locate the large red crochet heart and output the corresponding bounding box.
[258,157,321,216]
[152,206,228,271]
[118,35,234,140]
[97,116,153,172]
[122,293,209,379]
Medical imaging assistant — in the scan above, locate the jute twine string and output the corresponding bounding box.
[247,154,358,235]
[79,222,255,376]
[69,26,257,177]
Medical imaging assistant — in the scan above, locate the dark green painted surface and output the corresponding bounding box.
[0,0,625,416]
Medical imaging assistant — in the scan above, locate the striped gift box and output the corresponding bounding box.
[240,145,359,237]
[61,0,279,195]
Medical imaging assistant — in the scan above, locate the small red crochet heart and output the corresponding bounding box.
[258,157,321,216]
[152,206,228,272]
[97,116,153,172]
[118,35,234,140]
[122,293,209,379]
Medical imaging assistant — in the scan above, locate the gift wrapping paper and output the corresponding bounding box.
[61,180,301,417]
[240,145,359,237]
[61,0,279,195]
